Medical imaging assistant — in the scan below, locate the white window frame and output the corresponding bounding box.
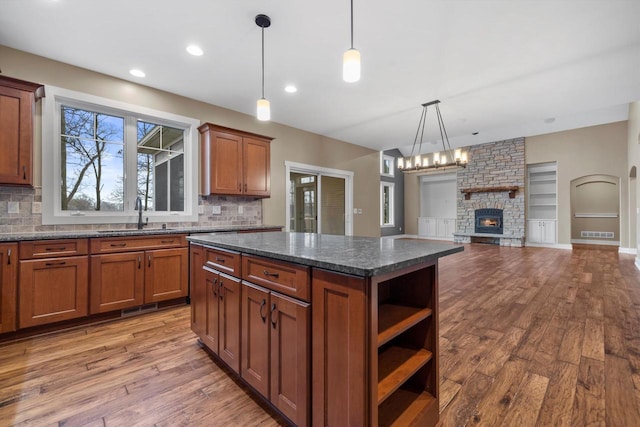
[380,182,395,227]
[41,85,200,225]
[285,161,354,236]
[380,153,395,177]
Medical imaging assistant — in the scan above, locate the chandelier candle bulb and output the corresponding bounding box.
[433,152,440,165]
[455,149,461,161]
[441,154,447,164]
[414,155,421,167]
[461,151,468,164]
[397,158,404,169]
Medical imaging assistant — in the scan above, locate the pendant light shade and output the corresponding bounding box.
[343,48,361,83]
[257,98,270,121]
[343,0,360,82]
[255,14,271,121]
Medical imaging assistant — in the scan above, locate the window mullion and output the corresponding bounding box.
[125,116,138,213]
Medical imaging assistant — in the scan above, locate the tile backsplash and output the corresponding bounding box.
[0,186,262,234]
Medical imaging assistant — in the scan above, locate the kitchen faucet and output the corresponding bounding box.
[135,196,148,230]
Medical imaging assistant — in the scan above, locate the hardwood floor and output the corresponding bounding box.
[0,244,638,426]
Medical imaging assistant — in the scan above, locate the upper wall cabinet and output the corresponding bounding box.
[199,123,272,198]
[0,75,45,186]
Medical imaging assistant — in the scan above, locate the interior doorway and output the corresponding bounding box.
[286,161,353,235]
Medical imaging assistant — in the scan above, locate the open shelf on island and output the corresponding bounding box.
[378,305,432,346]
[378,345,433,404]
[379,385,438,427]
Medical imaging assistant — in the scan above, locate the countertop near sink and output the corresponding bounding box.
[0,225,283,242]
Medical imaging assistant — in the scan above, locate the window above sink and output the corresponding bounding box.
[41,86,199,226]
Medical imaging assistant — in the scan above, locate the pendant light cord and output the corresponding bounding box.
[261,26,265,99]
[350,0,354,49]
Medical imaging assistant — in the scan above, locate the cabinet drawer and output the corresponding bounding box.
[204,247,241,276]
[90,234,187,254]
[242,255,310,302]
[20,239,89,259]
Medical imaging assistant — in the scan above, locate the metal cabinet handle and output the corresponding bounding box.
[110,243,127,247]
[23,165,26,180]
[270,303,277,329]
[138,256,141,269]
[263,270,279,278]
[244,183,247,192]
[215,257,226,263]
[7,248,11,265]
[212,278,218,297]
[219,281,224,300]
[260,299,267,323]
[45,247,66,251]
[148,255,152,268]
[45,261,66,267]
[161,240,174,244]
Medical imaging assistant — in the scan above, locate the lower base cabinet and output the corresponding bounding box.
[19,256,89,328]
[0,243,18,333]
[241,282,310,427]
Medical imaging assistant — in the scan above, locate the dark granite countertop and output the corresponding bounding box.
[0,225,282,242]
[187,232,463,277]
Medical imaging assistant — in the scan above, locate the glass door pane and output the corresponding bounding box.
[290,172,317,233]
[320,175,345,235]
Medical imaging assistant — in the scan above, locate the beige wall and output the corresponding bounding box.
[1,45,381,237]
[526,121,629,247]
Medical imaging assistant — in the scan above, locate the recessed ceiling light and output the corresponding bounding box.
[129,69,146,78]
[284,85,297,93]
[472,131,479,135]
[186,45,204,56]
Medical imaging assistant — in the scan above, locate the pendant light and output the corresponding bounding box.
[343,0,360,82]
[255,14,271,121]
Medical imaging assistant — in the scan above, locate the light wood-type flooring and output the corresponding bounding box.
[0,244,639,426]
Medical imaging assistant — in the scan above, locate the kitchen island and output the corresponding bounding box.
[187,232,463,427]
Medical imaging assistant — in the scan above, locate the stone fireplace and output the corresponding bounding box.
[454,138,525,246]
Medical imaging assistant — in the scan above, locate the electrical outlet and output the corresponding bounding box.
[212,205,222,215]
[353,208,358,214]
[198,205,204,214]
[357,208,363,214]
[32,202,42,214]
[8,201,19,214]
[238,205,244,214]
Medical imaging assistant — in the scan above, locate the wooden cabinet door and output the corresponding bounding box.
[270,292,310,427]
[0,243,18,333]
[209,131,243,195]
[312,269,368,427]
[243,137,270,197]
[190,245,206,337]
[202,268,220,353]
[219,273,241,373]
[90,252,144,314]
[0,84,33,186]
[19,256,89,328]
[144,247,188,303]
[241,282,270,397]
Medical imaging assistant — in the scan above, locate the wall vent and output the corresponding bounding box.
[121,303,158,318]
[580,231,614,239]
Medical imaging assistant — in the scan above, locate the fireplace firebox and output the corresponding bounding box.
[475,209,503,234]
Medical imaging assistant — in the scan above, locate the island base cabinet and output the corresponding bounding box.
[0,243,18,333]
[190,245,206,337]
[19,256,89,328]
[242,281,310,427]
[311,269,368,427]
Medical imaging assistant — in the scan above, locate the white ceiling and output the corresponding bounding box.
[1,0,639,155]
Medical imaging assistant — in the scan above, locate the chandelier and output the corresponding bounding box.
[397,100,468,172]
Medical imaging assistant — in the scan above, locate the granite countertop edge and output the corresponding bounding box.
[0,225,283,242]
[187,234,464,277]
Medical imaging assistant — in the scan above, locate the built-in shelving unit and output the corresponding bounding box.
[527,162,557,244]
[376,264,438,426]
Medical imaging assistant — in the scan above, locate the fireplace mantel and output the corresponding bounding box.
[460,186,519,200]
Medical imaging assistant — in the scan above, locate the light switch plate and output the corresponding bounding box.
[8,201,19,214]
[212,205,222,215]
[198,205,204,214]
[238,205,244,214]
[32,202,42,214]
